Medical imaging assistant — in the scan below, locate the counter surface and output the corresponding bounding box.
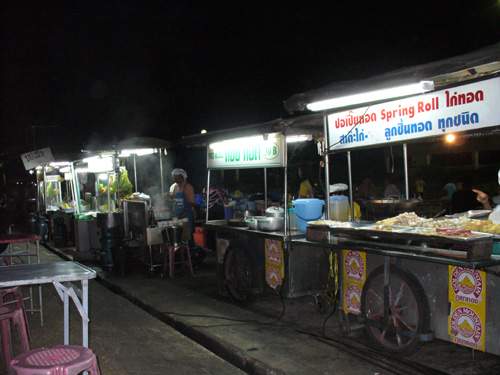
[204,220,305,240]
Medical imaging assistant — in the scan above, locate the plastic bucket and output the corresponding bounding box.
[293,199,324,233]
[193,226,206,248]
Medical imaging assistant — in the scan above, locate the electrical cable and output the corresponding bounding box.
[159,286,286,327]
[321,250,339,337]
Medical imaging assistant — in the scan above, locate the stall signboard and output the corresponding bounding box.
[342,250,366,315]
[207,133,286,169]
[327,76,500,150]
[21,147,55,170]
[448,266,486,352]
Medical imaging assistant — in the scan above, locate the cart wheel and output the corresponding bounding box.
[223,247,254,303]
[361,265,429,355]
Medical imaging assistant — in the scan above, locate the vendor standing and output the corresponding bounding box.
[169,168,195,237]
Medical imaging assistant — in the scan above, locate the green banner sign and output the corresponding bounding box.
[207,133,286,169]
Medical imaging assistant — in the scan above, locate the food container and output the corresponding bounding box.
[257,217,284,231]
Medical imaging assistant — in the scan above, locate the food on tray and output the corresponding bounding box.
[307,220,354,228]
[374,212,431,229]
[372,212,499,238]
[435,228,473,237]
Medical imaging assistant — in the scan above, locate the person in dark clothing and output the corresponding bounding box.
[451,181,482,213]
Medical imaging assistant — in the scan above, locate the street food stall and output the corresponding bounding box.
[284,42,500,355]
[71,137,174,272]
[182,116,338,301]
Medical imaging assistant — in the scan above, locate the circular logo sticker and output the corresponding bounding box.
[344,251,364,281]
[345,284,362,314]
[451,267,482,303]
[450,306,482,344]
[264,143,279,160]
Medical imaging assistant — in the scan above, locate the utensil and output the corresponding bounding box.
[257,217,284,231]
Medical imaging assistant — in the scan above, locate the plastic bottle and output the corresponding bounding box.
[329,195,350,222]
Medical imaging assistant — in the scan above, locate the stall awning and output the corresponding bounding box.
[181,113,324,147]
[82,136,172,153]
[284,42,500,114]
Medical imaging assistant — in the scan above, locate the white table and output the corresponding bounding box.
[0,261,96,347]
[0,234,43,324]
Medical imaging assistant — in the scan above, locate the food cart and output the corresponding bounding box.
[284,42,500,355]
[181,115,340,301]
[71,137,174,272]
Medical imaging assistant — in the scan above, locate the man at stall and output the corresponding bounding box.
[169,168,195,238]
[473,168,500,223]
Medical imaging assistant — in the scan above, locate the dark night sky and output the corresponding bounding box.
[1,1,499,157]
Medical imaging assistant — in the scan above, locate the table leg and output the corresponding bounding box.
[64,291,69,345]
[36,240,43,326]
[82,279,89,348]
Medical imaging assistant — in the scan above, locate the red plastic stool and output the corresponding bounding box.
[0,288,30,368]
[9,345,101,375]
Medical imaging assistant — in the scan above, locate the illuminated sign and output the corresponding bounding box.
[207,133,285,169]
[327,76,500,150]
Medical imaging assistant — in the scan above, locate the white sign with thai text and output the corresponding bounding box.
[207,133,286,169]
[327,77,500,150]
[20,147,55,170]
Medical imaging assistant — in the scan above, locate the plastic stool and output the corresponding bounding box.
[163,244,194,279]
[10,345,101,375]
[0,288,30,368]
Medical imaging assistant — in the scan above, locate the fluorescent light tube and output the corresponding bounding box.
[306,81,434,112]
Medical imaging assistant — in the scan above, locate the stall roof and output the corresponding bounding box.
[181,113,324,147]
[284,42,500,114]
[82,136,172,153]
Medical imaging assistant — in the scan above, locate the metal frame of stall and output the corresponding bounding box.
[315,71,500,354]
[72,143,170,272]
[205,132,289,235]
[202,125,334,299]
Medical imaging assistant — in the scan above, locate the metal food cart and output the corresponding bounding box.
[283,42,500,355]
[183,116,336,301]
[71,137,174,271]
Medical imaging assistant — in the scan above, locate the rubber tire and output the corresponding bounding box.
[223,246,255,304]
[361,265,430,355]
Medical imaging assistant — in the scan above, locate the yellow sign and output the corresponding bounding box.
[448,266,486,351]
[265,239,284,290]
[342,250,366,315]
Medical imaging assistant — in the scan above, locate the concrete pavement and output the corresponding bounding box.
[0,246,244,375]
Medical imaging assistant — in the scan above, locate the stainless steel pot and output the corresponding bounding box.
[245,216,266,230]
[257,217,284,231]
[265,206,285,218]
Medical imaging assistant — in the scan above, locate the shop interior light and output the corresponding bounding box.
[49,161,70,167]
[209,135,266,152]
[59,166,71,173]
[286,134,313,143]
[445,133,457,144]
[306,81,435,112]
[119,148,156,157]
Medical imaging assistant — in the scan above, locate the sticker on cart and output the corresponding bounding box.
[449,266,485,305]
[342,250,366,315]
[265,239,284,290]
[343,284,362,314]
[449,306,485,351]
[343,250,366,283]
